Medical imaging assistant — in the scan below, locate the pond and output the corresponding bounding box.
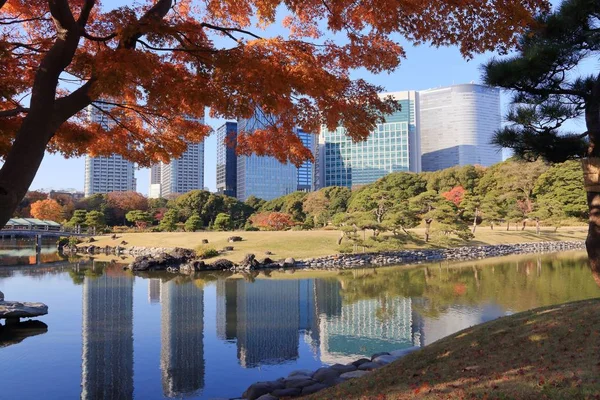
[1,240,599,400]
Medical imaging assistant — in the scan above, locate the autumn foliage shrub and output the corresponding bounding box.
[249,212,295,231]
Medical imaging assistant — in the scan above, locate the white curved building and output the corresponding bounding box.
[419,84,502,171]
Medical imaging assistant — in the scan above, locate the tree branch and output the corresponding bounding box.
[47,0,76,32]
[200,22,263,41]
[0,107,29,118]
[78,0,96,27]
[82,31,117,42]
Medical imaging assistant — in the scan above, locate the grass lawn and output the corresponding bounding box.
[303,298,600,400]
[81,226,588,263]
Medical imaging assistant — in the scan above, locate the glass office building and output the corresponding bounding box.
[216,122,238,198]
[419,84,502,171]
[236,113,309,201]
[296,128,314,192]
[317,91,420,189]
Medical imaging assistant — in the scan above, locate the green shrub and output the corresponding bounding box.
[195,245,219,259]
[245,226,259,231]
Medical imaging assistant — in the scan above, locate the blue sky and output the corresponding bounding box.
[29,0,576,195]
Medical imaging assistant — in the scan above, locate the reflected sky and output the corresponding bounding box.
[1,250,599,399]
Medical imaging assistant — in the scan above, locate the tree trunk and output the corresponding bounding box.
[586,191,600,287]
[472,208,478,234]
[490,221,494,230]
[521,220,526,231]
[506,221,510,231]
[536,219,540,235]
[424,218,432,242]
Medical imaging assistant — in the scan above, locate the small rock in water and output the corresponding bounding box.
[371,352,390,361]
[288,369,314,378]
[284,378,316,389]
[312,367,341,383]
[358,362,384,371]
[329,363,357,373]
[352,358,372,367]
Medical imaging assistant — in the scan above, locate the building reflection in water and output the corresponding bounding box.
[81,269,134,400]
[148,279,161,304]
[160,280,205,397]
[216,277,423,367]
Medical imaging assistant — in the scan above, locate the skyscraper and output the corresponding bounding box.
[296,128,315,192]
[149,164,162,198]
[419,83,502,171]
[81,270,134,400]
[160,117,205,197]
[84,103,136,196]
[236,114,299,201]
[216,122,238,198]
[160,280,205,397]
[317,91,420,189]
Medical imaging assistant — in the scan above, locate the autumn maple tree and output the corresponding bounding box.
[0,0,549,226]
[30,199,64,222]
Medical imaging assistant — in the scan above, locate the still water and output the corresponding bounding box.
[1,240,599,399]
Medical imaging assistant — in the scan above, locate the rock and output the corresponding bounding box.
[228,236,243,242]
[87,237,96,243]
[312,367,341,385]
[329,363,357,374]
[259,257,274,266]
[120,240,128,245]
[202,239,209,244]
[301,383,328,396]
[111,234,117,240]
[265,251,273,255]
[373,354,399,365]
[223,246,234,251]
[283,257,296,267]
[256,395,278,400]
[284,378,316,389]
[390,346,420,358]
[371,352,390,361]
[0,301,48,320]
[358,362,383,371]
[170,247,196,261]
[240,254,259,269]
[288,369,314,378]
[210,259,234,270]
[352,358,372,367]
[271,387,301,397]
[243,381,284,400]
[340,370,371,379]
[0,291,3,301]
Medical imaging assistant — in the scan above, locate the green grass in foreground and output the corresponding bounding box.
[303,298,600,400]
[82,226,588,263]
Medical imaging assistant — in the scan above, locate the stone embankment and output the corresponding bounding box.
[237,347,420,400]
[66,240,585,273]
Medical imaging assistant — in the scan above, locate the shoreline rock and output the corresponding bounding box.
[240,346,420,399]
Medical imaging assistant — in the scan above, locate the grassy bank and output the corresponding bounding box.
[81,226,588,263]
[304,298,600,400]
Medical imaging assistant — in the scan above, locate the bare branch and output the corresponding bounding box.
[200,22,263,41]
[82,31,117,42]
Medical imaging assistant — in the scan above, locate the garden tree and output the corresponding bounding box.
[425,165,485,194]
[184,212,203,232]
[174,190,210,220]
[68,209,87,227]
[482,0,600,275]
[49,192,75,220]
[30,199,63,222]
[250,211,295,231]
[442,186,465,207]
[85,210,105,229]
[303,186,352,226]
[495,160,548,214]
[13,191,48,217]
[222,196,254,229]
[159,208,179,232]
[0,0,549,227]
[261,191,307,221]
[213,213,233,231]
[244,196,266,212]
[479,192,506,230]
[423,198,474,241]
[348,172,428,223]
[125,210,152,229]
[201,193,225,226]
[533,160,588,219]
[75,193,106,212]
[529,198,568,232]
[383,207,420,236]
[106,191,149,225]
[409,191,444,242]
[459,193,483,233]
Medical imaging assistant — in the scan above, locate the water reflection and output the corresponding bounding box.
[81,268,134,400]
[160,280,205,397]
[1,250,599,400]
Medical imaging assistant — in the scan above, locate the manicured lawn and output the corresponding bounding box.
[303,298,600,400]
[81,226,588,263]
